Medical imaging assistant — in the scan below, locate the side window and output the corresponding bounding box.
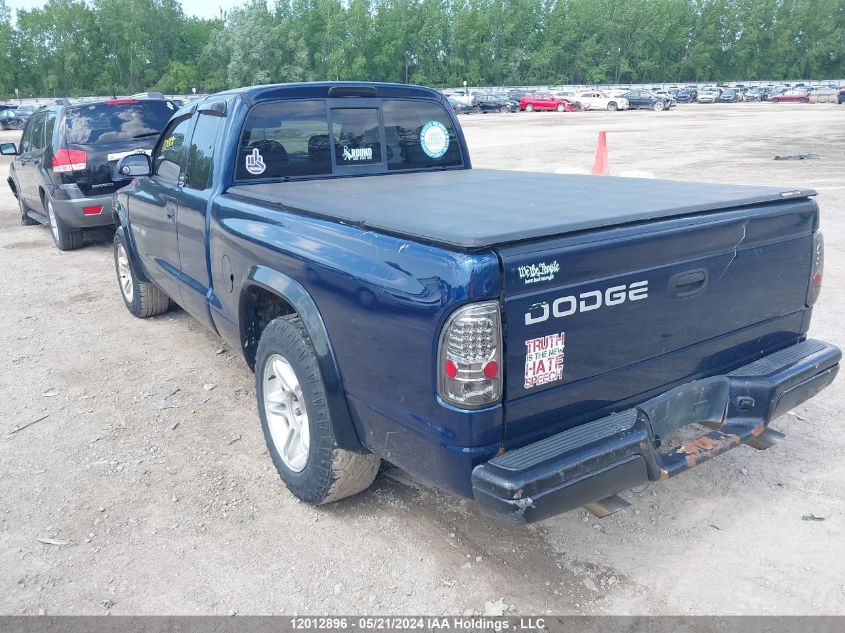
[236,100,331,180]
[19,116,36,153]
[153,115,192,187]
[44,112,57,149]
[30,114,47,151]
[185,113,224,190]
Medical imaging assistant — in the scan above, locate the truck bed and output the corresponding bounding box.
[226,169,815,249]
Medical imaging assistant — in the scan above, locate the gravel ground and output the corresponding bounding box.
[1,102,844,616]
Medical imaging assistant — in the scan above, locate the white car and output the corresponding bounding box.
[577,90,629,111]
[697,89,720,103]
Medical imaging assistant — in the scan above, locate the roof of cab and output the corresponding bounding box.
[213,81,444,104]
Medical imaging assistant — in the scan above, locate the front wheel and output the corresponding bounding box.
[256,315,380,505]
[607,102,618,111]
[472,105,482,114]
[113,229,170,318]
[799,97,809,104]
[556,104,565,112]
[771,98,779,104]
[653,101,665,112]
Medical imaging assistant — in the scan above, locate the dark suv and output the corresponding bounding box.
[1,96,176,250]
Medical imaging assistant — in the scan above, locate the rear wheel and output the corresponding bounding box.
[472,105,482,114]
[113,229,170,318]
[653,101,665,112]
[256,315,380,504]
[799,97,809,104]
[500,105,510,113]
[45,196,83,251]
[607,102,618,111]
[18,194,38,226]
[525,103,534,112]
[771,97,779,104]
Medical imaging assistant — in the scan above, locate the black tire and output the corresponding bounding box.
[472,105,482,114]
[113,229,170,318]
[799,97,809,104]
[500,105,510,113]
[256,315,380,505]
[653,101,665,112]
[45,195,83,251]
[18,193,38,226]
[556,103,565,112]
[607,102,618,111]
[525,103,534,112]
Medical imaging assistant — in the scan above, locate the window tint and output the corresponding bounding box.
[382,100,462,171]
[331,108,382,166]
[45,112,56,147]
[153,115,192,187]
[65,101,175,145]
[19,115,38,152]
[237,100,331,180]
[26,114,46,152]
[185,113,223,190]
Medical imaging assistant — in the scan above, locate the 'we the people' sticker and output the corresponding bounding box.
[420,120,449,158]
[524,332,565,389]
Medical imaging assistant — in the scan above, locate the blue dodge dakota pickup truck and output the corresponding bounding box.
[110,82,840,523]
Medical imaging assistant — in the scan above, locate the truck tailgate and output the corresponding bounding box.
[498,197,818,446]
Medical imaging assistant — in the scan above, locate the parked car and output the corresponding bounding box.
[506,90,532,102]
[809,88,838,103]
[0,108,32,130]
[447,96,472,115]
[622,89,674,111]
[838,87,845,104]
[1,96,177,250]
[577,90,629,111]
[696,88,721,103]
[519,92,577,112]
[719,88,740,103]
[674,89,697,103]
[745,87,770,101]
[766,87,790,101]
[769,89,810,104]
[471,93,517,113]
[106,81,840,523]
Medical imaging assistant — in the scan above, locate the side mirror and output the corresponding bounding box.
[117,153,151,177]
[0,143,18,156]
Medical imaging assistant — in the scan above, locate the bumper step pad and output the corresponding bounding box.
[473,339,841,523]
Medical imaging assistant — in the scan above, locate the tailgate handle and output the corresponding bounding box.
[669,268,708,298]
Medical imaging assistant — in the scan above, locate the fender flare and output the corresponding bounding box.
[112,200,152,283]
[240,265,365,453]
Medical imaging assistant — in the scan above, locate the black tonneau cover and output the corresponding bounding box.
[227,169,815,249]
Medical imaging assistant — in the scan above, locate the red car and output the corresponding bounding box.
[769,89,810,103]
[519,92,578,112]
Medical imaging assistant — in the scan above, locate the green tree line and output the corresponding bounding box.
[2,0,843,98]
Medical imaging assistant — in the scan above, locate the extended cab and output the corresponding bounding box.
[111,82,839,523]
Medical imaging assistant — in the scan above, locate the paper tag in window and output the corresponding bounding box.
[420,120,449,158]
[524,332,565,389]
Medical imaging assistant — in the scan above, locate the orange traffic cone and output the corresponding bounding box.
[591,131,609,176]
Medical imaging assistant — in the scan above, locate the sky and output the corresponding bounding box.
[6,0,247,19]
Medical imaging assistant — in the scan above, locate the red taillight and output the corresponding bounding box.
[444,359,458,378]
[105,99,138,105]
[52,148,87,173]
[483,360,499,379]
[82,205,103,215]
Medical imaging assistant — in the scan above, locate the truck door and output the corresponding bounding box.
[129,113,191,300]
[174,107,226,330]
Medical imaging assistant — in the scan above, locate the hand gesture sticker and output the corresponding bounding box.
[245,147,266,175]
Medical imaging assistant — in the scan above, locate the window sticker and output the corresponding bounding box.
[524,332,565,389]
[420,120,449,158]
[342,146,373,161]
[245,147,266,175]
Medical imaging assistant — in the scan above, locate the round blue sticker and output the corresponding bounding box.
[420,120,449,159]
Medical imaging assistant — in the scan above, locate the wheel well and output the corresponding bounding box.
[241,286,297,370]
[7,177,17,197]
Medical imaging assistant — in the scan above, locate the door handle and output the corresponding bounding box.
[669,268,708,298]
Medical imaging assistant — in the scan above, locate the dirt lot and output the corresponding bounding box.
[1,103,844,616]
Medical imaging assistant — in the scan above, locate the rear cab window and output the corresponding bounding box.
[235,98,461,182]
[64,100,176,145]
